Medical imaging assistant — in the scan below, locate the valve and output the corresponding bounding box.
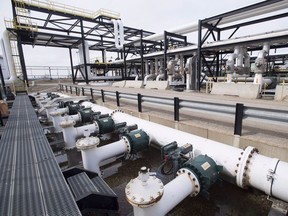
[179,154,223,198]
[159,141,193,177]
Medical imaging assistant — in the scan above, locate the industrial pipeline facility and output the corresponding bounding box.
[0,0,288,215]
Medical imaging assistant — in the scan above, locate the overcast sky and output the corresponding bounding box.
[0,0,286,68]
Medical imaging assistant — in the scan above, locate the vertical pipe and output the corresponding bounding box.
[70,86,72,94]
[82,87,84,96]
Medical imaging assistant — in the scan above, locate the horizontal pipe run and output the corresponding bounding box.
[80,139,127,174]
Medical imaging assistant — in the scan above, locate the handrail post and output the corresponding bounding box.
[70,86,72,94]
[101,89,105,103]
[65,85,68,93]
[116,91,120,107]
[82,87,84,96]
[174,97,180,121]
[90,88,94,100]
[75,87,77,95]
[234,103,244,136]
[137,93,142,112]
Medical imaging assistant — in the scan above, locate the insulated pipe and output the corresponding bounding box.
[254,43,270,90]
[226,46,241,83]
[2,30,17,83]
[77,137,127,174]
[81,102,288,203]
[60,120,99,149]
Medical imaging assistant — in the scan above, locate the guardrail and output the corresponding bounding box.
[59,84,288,136]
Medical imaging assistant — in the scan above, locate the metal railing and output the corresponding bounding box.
[59,84,288,136]
[26,66,72,79]
[14,0,120,19]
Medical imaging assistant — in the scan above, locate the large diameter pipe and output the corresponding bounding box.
[82,102,288,203]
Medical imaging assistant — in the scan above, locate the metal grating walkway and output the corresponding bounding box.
[0,95,81,216]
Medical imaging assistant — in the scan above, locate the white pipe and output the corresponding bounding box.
[50,112,80,132]
[144,74,156,85]
[2,30,17,83]
[79,139,127,174]
[253,43,270,89]
[156,73,164,81]
[82,102,288,203]
[1,39,10,79]
[133,171,195,216]
[137,1,288,43]
[112,20,119,49]
[118,20,124,48]
[60,120,98,148]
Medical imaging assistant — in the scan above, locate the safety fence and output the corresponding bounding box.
[59,84,288,136]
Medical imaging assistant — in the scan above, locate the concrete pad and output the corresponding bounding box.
[274,84,288,101]
[112,80,126,87]
[145,81,170,90]
[211,83,261,99]
[125,81,144,88]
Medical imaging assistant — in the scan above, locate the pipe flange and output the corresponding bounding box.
[125,174,164,208]
[76,136,100,150]
[122,136,131,153]
[177,168,201,197]
[236,146,258,189]
[110,109,123,117]
[60,120,76,128]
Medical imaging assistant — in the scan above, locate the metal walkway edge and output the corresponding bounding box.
[0,95,81,216]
